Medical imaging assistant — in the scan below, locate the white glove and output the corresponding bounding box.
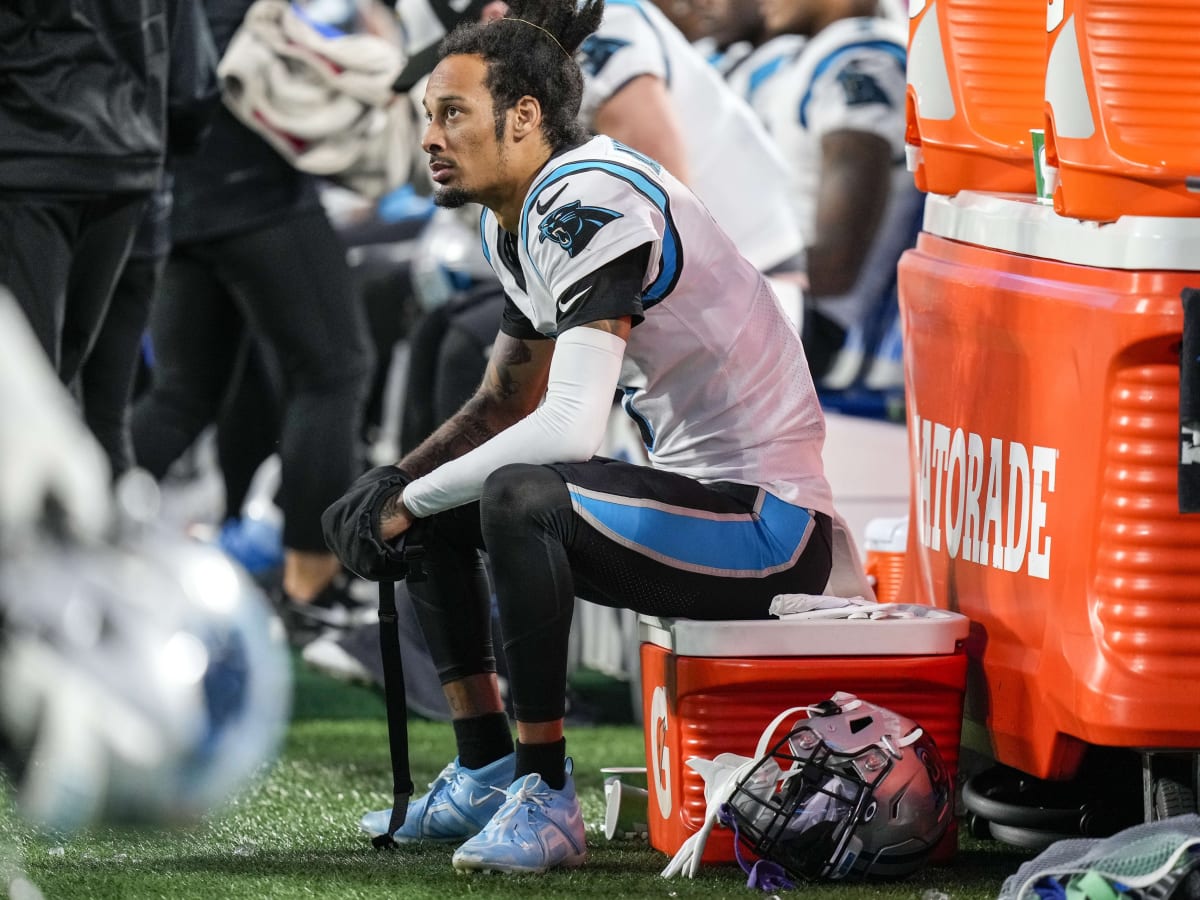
[661,705,821,880]
[661,754,757,879]
[0,290,111,547]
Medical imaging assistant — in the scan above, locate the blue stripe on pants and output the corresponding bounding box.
[566,485,815,578]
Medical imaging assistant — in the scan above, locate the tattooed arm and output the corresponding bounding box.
[380,319,629,539]
[378,331,553,539]
[397,331,554,479]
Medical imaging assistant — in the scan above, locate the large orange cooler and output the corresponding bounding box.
[639,612,969,865]
[898,192,1200,781]
[905,0,1046,195]
[1045,0,1200,221]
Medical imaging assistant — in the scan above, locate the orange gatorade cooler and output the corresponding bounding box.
[905,0,1046,195]
[898,191,1200,781]
[1045,0,1200,220]
[639,611,969,865]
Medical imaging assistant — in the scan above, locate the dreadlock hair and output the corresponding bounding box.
[439,0,605,152]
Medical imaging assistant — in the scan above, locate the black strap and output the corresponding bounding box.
[371,578,414,849]
[391,0,492,92]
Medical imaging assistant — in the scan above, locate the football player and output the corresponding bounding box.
[322,0,835,875]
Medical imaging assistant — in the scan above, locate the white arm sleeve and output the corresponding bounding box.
[401,326,627,518]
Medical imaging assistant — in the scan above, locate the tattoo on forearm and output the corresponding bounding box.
[394,335,543,478]
[491,340,533,400]
[397,394,515,477]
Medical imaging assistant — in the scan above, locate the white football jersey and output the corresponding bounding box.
[757,16,923,331]
[575,0,803,273]
[722,33,805,123]
[479,135,833,516]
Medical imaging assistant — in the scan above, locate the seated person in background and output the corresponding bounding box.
[749,0,923,390]
[322,0,834,875]
[578,0,805,306]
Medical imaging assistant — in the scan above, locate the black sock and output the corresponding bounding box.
[452,712,514,770]
[514,738,567,790]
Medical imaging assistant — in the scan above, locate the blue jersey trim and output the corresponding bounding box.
[798,39,906,128]
[619,386,655,451]
[567,487,814,574]
[479,209,492,266]
[747,54,789,103]
[522,159,682,305]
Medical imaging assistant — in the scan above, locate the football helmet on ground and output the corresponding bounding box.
[724,692,952,881]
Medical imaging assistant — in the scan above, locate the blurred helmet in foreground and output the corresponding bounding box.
[0,530,291,832]
[726,692,951,881]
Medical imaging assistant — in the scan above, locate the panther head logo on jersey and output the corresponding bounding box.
[538,201,623,258]
[577,35,629,77]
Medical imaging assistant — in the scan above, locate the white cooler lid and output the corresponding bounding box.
[639,608,970,658]
[923,191,1200,271]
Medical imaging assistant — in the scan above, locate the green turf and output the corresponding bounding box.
[2,659,1034,899]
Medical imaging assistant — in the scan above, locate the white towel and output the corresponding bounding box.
[218,0,415,198]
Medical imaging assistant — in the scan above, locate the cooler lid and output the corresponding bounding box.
[639,607,970,658]
[923,191,1200,271]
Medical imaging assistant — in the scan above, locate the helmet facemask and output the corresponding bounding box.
[723,695,952,882]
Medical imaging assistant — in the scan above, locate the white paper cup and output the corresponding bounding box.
[599,766,647,788]
[603,778,650,840]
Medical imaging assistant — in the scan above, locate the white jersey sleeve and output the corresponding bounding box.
[523,163,664,308]
[574,0,804,273]
[576,2,667,124]
[801,35,908,154]
[761,16,909,241]
[476,135,833,517]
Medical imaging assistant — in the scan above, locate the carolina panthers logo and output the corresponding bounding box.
[538,201,622,258]
[837,66,893,108]
[577,35,629,76]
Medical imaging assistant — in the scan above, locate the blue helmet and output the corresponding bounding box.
[0,528,291,832]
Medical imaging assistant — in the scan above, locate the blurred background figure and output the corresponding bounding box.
[80,0,222,481]
[748,0,921,395]
[704,0,802,86]
[0,0,168,417]
[646,0,712,42]
[131,0,377,628]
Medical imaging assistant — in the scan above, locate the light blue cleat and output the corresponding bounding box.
[451,759,587,874]
[359,753,514,843]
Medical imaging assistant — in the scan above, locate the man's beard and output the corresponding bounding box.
[434,186,474,208]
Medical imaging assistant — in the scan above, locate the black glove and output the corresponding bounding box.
[321,466,420,581]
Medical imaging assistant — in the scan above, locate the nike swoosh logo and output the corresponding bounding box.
[558,285,591,313]
[535,182,569,215]
[467,790,497,808]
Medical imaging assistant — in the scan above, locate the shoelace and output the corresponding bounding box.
[488,776,551,829]
[430,762,457,790]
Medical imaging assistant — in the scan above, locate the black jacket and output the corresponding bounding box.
[169,0,321,244]
[0,0,169,193]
